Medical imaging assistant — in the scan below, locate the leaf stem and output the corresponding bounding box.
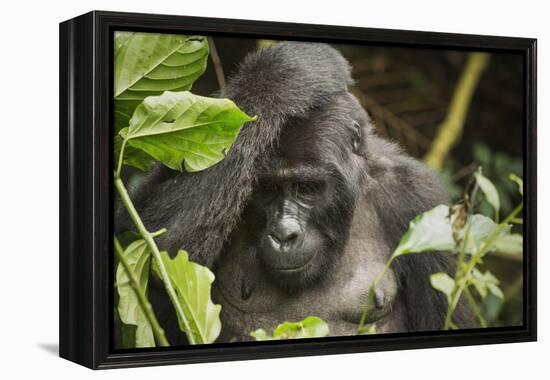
[114,175,196,344]
[356,256,395,334]
[114,237,169,347]
[115,138,127,179]
[464,286,487,328]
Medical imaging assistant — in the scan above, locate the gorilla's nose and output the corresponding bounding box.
[268,218,303,251]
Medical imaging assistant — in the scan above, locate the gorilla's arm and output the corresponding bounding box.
[365,135,474,330]
[115,42,353,266]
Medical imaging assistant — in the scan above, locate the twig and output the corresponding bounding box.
[114,237,169,347]
[208,37,225,90]
[451,162,477,182]
[464,287,487,328]
[424,53,491,169]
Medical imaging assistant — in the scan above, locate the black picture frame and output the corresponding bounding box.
[59,10,537,369]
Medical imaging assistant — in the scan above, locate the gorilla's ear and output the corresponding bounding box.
[351,120,362,153]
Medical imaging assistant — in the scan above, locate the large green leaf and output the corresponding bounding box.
[119,91,256,172]
[392,205,504,257]
[392,205,455,257]
[114,32,209,133]
[250,316,330,341]
[157,250,221,344]
[116,239,154,348]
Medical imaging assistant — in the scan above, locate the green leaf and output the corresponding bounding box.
[392,205,454,256]
[114,33,208,97]
[357,324,377,335]
[119,91,256,172]
[493,233,523,256]
[430,272,455,303]
[157,250,222,344]
[250,329,271,341]
[250,317,330,341]
[509,174,523,196]
[274,316,330,339]
[464,214,507,253]
[475,170,500,216]
[392,205,504,257]
[488,284,504,299]
[116,239,154,348]
[471,269,503,300]
[114,32,209,134]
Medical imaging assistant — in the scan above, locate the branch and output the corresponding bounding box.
[208,37,225,90]
[424,53,490,169]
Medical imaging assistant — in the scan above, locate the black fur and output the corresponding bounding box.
[115,42,473,344]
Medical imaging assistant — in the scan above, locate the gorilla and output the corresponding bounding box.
[115,42,473,345]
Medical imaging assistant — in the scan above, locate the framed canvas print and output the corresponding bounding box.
[59,11,537,369]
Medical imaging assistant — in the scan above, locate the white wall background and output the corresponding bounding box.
[0,0,546,378]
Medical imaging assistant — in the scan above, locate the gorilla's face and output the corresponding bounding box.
[243,112,364,290]
[251,163,337,287]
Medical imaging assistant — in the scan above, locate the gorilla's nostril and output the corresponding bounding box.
[285,232,298,243]
[268,234,281,247]
[268,219,303,250]
[271,228,300,245]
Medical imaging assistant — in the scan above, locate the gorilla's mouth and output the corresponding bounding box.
[259,249,319,290]
[258,245,317,277]
[269,257,314,274]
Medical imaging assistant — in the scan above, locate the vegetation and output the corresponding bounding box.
[114,32,255,347]
[114,33,524,348]
[356,168,522,333]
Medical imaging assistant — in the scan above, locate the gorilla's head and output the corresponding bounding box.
[240,93,370,289]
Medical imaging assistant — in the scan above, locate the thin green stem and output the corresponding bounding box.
[115,138,127,179]
[464,286,487,328]
[114,176,196,344]
[151,228,167,238]
[114,237,170,347]
[356,256,395,334]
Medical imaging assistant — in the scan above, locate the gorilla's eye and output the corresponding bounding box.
[257,181,281,203]
[258,181,280,193]
[294,181,325,199]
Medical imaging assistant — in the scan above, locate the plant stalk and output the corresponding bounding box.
[464,286,487,328]
[424,53,490,169]
[114,237,169,347]
[443,201,523,329]
[114,175,196,344]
